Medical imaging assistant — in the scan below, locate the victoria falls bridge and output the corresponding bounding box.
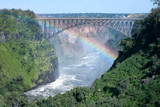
[36,17,141,38]
[25,17,142,101]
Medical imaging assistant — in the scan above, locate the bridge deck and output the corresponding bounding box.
[36,17,140,20]
[36,17,142,38]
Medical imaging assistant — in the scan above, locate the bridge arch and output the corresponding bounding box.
[37,18,140,39]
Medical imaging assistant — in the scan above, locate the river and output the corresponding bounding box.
[25,51,113,102]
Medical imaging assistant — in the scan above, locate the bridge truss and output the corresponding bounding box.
[37,18,140,38]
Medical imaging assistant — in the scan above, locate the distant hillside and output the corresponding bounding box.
[36,13,148,18]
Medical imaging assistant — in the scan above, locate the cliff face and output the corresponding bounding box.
[35,56,59,86]
[48,25,126,64]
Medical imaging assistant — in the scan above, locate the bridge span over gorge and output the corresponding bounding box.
[36,17,141,38]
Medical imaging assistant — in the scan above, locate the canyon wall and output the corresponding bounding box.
[46,25,126,64]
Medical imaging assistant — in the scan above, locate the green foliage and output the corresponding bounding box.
[0,6,160,107]
[119,38,134,52]
[0,9,57,106]
[31,7,160,107]
[151,0,160,6]
[106,28,126,51]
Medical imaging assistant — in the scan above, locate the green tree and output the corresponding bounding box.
[151,0,160,6]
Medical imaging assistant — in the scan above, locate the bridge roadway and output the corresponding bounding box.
[36,17,139,20]
[36,17,141,38]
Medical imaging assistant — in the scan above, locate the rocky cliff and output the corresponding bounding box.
[47,25,126,64]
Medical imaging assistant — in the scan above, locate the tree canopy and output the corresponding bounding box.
[151,0,160,6]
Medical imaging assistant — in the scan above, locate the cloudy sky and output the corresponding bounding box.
[0,0,156,13]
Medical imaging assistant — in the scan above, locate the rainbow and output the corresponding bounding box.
[38,21,118,61]
[79,36,118,60]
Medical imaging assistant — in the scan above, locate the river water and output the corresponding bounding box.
[25,51,113,102]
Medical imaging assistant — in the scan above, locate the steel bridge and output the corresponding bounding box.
[36,18,141,38]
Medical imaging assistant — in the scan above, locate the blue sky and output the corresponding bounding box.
[0,0,156,13]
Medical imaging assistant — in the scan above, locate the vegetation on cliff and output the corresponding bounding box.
[31,7,160,107]
[0,9,58,106]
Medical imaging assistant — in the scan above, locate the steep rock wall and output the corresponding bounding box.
[45,25,126,64]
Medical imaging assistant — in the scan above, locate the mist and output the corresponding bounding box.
[25,24,126,102]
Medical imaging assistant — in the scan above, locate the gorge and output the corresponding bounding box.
[0,7,160,107]
[25,16,140,101]
[31,8,160,106]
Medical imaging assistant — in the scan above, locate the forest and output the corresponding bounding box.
[0,3,160,107]
[0,9,57,106]
[31,7,160,107]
